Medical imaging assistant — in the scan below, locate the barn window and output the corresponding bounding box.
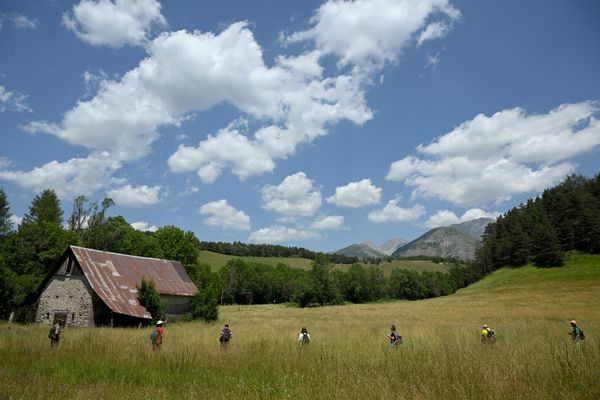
[72,313,75,322]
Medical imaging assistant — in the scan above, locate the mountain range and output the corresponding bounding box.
[335,218,494,261]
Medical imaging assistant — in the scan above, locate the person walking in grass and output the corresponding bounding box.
[150,320,165,351]
[387,325,402,347]
[298,326,311,346]
[569,320,585,345]
[48,320,63,349]
[481,324,496,344]
[220,324,232,351]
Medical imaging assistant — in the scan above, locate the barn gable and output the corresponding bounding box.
[36,246,199,327]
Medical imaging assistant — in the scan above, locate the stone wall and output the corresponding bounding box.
[35,275,95,327]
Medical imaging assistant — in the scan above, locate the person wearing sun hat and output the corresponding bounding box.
[481,324,496,343]
[569,320,585,345]
[151,320,165,351]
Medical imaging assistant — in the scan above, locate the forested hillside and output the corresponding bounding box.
[477,173,600,271]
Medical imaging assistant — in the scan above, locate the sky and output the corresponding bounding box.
[0,0,599,252]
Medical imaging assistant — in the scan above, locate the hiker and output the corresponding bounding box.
[48,320,63,349]
[569,320,585,344]
[298,326,311,346]
[150,320,165,351]
[219,324,232,350]
[481,324,496,343]
[387,325,402,347]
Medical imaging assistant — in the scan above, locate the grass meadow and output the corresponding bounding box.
[1,253,599,399]
[198,250,447,274]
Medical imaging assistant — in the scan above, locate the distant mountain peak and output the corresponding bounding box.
[449,217,494,240]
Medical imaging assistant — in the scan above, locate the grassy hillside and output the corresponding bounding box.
[199,250,448,274]
[1,253,598,399]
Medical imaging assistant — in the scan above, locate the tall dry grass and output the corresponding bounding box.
[1,254,599,399]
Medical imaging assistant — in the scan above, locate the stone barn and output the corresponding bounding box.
[35,245,198,327]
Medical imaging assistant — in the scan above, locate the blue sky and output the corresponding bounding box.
[1,0,599,252]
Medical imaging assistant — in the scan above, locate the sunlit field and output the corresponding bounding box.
[199,250,446,274]
[1,253,599,399]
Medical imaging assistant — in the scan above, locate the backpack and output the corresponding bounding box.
[221,327,231,342]
[48,326,55,339]
[391,332,403,345]
[150,328,159,342]
[486,329,496,342]
[301,332,310,344]
[578,328,585,341]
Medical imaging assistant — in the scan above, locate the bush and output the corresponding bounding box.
[137,277,165,323]
[190,288,219,321]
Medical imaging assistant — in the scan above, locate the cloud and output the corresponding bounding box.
[199,199,251,231]
[0,157,10,169]
[62,0,166,48]
[0,13,37,30]
[9,215,22,229]
[326,178,381,208]
[286,0,460,71]
[426,52,441,69]
[261,172,322,217]
[107,184,161,207]
[249,225,320,243]
[0,84,32,112]
[28,21,371,173]
[417,22,450,46]
[130,221,158,232]
[0,153,121,199]
[311,215,347,231]
[425,208,500,228]
[387,102,600,207]
[368,199,426,223]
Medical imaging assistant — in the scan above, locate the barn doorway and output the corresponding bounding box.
[52,312,68,326]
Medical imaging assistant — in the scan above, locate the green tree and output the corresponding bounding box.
[22,189,63,225]
[154,225,200,266]
[137,277,165,323]
[0,188,12,237]
[311,253,341,305]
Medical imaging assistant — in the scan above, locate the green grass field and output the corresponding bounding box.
[198,250,447,274]
[1,253,599,399]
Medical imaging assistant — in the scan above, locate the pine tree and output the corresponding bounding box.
[22,189,63,226]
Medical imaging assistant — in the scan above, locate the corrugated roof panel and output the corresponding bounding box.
[70,246,198,319]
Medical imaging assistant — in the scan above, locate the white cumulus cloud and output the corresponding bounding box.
[131,221,159,232]
[199,199,251,231]
[311,215,347,231]
[286,0,460,70]
[326,178,381,208]
[107,184,161,207]
[387,102,600,207]
[368,199,426,223]
[249,225,320,243]
[425,208,500,228]
[63,0,166,48]
[0,154,121,199]
[261,172,322,217]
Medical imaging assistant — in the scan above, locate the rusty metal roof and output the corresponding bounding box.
[70,245,198,319]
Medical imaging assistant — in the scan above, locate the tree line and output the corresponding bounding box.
[188,254,476,308]
[476,173,600,272]
[200,241,360,264]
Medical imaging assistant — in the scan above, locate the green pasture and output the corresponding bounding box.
[198,250,447,274]
[1,253,599,399]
